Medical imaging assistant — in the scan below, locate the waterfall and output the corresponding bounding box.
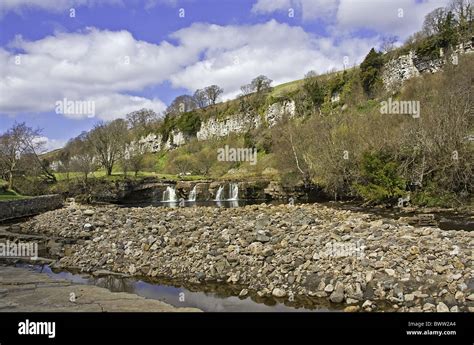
[215,185,224,201]
[228,183,239,201]
[162,186,177,202]
[188,185,197,202]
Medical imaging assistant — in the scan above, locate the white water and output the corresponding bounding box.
[215,186,224,201]
[188,185,197,202]
[228,183,239,201]
[162,186,177,202]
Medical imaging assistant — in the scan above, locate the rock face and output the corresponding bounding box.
[12,203,473,312]
[382,41,474,91]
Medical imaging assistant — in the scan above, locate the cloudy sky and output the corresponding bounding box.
[0,0,449,151]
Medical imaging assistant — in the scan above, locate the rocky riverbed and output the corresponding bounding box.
[8,202,474,312]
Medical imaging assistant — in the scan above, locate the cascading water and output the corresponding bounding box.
[228,183,239,201]
[162,186,177,203]
[188,185,197,202]
[215,186,224,201]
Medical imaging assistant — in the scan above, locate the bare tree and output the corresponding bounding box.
[422,7,448,36]
[166,95,197,116]
[250,75,273,93]
[381,35,398,53]
[204,85,224,105]
[88,119,129,176]
[0,122,54,189]
[193,89,208,108]
[69,132,97,182]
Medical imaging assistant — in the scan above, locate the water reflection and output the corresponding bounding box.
[26,265,330,312]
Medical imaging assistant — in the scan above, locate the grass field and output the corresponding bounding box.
[0,189,29,201]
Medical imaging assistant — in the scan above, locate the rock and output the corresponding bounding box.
[329,282,345,303]
[324,284,334,293]
[344,306,360,312]
[272,288,286,298]
[454,291,464,300]
[423,303,435,311]
[83,209,95,216]
[436,302,450,312]
[385,269,395,276]
[404,294,415,302]
[466,294,474,301]
[128,264,136,275]
[239,289,248,297]
[450,306,459,312]
[362,300,372,309]
[83,223,94,231]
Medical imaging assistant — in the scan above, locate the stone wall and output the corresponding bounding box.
[0,194,64,221]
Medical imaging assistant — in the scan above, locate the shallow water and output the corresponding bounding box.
[23,264,332,312]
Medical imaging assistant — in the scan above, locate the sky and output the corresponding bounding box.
[0,0,450,151]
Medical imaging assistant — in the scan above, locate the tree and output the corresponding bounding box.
[166,95,197,116]
[422,7,448,36]
[448,0,473,41]
[126,109,158,135]
[204,85,223,105]
[381,35,398,53]
[250,75,273,93]
[0,122,55,189]
[69,132,97,183]
[193,89,208,108]
[359,48,383,97]
[88,119,129,176]
[303,71,325,109]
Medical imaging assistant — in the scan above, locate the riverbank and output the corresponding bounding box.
[0,265,200,312]
[7,202,474,312]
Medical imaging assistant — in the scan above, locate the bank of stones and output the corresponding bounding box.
[12,203,473,312]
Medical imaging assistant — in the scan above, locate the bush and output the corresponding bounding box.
[353,152,406,203]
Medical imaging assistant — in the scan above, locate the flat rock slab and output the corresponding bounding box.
[0,266,200,312]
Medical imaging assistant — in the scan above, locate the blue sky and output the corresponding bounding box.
[0,0,449,151]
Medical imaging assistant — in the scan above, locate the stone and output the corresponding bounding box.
[385,269,395,276]
[239,289,248,297]
[324,284,334,293]
[436,302,450,312]
[83,209,95,216]
[344,306,360,312]
[329,282,345,303]
[272,288,286,298]
[83,223,94,231]
[454,291,464,300]
[466,294,474,301]
[404,294,415,302]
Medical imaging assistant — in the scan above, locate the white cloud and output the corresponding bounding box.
[252,0,339,22]
[1,21,382,118]
[336,0,450,38]
[0,28,195,119]
[252,0,451,39]
[168,20,378,100]
[0,0,123,15]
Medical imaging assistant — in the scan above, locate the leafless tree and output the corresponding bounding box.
[88,119,129,176]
